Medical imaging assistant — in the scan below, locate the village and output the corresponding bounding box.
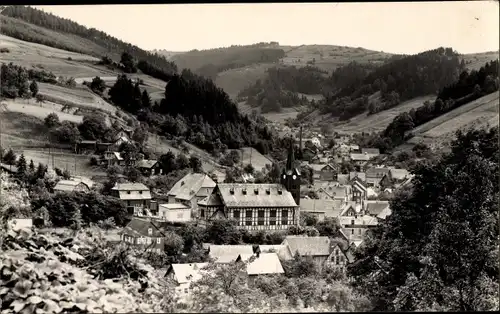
[1,122,414,303]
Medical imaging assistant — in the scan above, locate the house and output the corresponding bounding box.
[349,172,366,183]
[338,214,378,241]
[236,253,285,279]
[167,173,217,217]
[329,243,350,272]
[136,159,162,176]
[348,144,360,153]
[365,167,391,188]
[158,203,192,222]
[53,180,91,193]
[70,176,94,189]
[350,180,367,204]
[314,183,348,203]
[350,153,371,170]
[111,182,152,215]
[198,183,299,231]
[121,217,165,254]
[366,201,391,220]
[308,163,338,181]
[164,263,209,301]
[300,198,343,222]
[281,236,334,270]
[207,245,255,264]
[76,140,97,154]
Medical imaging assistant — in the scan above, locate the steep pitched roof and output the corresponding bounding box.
[208,245,255,264]
[217,184,297,208]
[122,217,165,238]
[300,199,343,218]
[197,192,223,207]
[366,201,390,216]
[237,253,285,275]
[168,173,216,201]
[283,236,331,257]
[71,176,94,189]
[349,172,366,182]
[166,263,209,284]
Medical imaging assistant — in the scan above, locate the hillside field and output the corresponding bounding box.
[407,91,499,148]
[332,95,437,134]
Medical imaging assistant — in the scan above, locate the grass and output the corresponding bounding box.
[331,95,437,134]
[0,111,52,148]
[461,51,499,71]
[215,63,276,98]
[407,91,499,147]
[38,82,117,114]
[18,148,105,177]
[2,98,83,124]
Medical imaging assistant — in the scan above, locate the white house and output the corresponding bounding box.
[164,263,209,301]
[158,203,192,223]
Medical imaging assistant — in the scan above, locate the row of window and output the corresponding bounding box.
[123,235,161,245]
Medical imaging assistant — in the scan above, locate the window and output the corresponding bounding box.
[200,209,205,218]
[148,228,153,236]
[246,210,253,218]
[184,288,188,294]
[281,210,288,225]
[336,257,340,265]
[127,200,131,206]
[245,210,253,226]
[147,238,152,245]
[340,256,344,263]
[127,191,131,194]
[139,191,143,194]
[233,210,240,219]
[351,220,355,225]
[270,210,277,225]
[257,210,265,225]
[358,229,362,235]
[351,229,354,235]
[157,238,161,244]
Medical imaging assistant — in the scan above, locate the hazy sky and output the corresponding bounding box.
[36,2,499,54]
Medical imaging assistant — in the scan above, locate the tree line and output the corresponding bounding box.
[1,5,178,74]
[319,47,463,120]
[106,68,278,155]
[348,127,499,311]
[366,59,499,151]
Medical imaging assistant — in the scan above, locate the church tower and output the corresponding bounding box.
[281,139,301,206]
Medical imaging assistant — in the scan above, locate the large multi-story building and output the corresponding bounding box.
[197,144,301,230]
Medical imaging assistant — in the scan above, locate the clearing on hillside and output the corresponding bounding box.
[19,148,105,177]
[332,95,437,134]
[0,111,53,148]
[237,102,302,124]
[234,147,273,172]
[216,63,276,98]
[2,99,83,124]
[407,91,499,148]
[461,51,499,71]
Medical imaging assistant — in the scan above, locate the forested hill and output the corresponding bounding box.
[0,5,177,74]
[316,47,463,120]
[236,62,377,113]
[0,5,280,156]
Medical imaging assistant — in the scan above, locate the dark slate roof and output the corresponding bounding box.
[122,217,165,238]
[366,167,391,178]
[366,201,390,216]
[217,183,297,208]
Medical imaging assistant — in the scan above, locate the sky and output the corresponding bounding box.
[35,2,499,55]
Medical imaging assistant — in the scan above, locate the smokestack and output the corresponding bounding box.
[299,125,303,152]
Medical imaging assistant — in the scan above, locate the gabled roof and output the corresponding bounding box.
[71,176,94,189]
[300,198,343,218]
[112,182,151,200]
[366,167,391,178]
[349,172,366,182]
[208,245,255,264]
[352,180,367,193]
[54,180,89,192]
[339,202,362,217]
[122,217,165,238]
[236,253,285,275]
[317,184,347,199]
[168,173,216,201]
[217,183,297,208]
[136,159,158,169]
[112,182,150,191]
[198,192,223,207]
[166,263,209,283]
[282,236,331,257]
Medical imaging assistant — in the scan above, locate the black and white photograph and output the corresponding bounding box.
[0,1,498,312]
